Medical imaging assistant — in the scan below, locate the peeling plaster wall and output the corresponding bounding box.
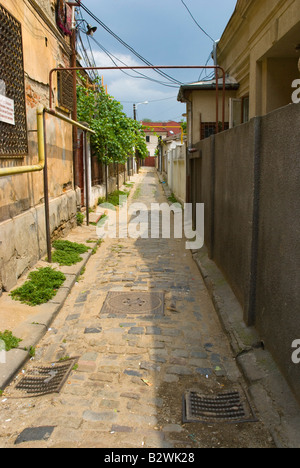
[0,1,77,292]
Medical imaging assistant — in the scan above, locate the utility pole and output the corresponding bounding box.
[71,27,79,189]
[133,104,138,174]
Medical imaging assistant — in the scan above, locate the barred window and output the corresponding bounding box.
[0,4,28,158]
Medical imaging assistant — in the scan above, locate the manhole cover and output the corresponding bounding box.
[100,292,165,316]
[183,387,257,424]
[7,357,79,398]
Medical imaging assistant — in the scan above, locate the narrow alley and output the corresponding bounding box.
[0,169,275,448]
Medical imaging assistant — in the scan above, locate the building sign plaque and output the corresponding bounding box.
[0,95,15,126]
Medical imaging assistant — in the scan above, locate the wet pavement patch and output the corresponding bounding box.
[15,426,55,445]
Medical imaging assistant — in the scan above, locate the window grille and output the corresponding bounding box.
[0,4,28,158]
[57,69,74,112]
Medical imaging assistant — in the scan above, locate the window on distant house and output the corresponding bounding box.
[201,122,229,140]
[146,136,150,143]
[0,4,28,158]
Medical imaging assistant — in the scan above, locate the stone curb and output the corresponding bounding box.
[192,246,300,449]
[0,244,97,392]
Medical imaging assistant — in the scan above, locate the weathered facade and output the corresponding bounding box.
[0,0,78,293]
[217,0,300,119]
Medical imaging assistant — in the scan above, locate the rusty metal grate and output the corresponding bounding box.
[100,291,165,316]
[183,387,257,424]
[0,4,28,158]
[57,68,74,112]
[7,357,79,398]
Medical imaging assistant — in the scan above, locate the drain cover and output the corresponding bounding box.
[183,387,257,424]
[100,292,164,316]
[7,357,79,398]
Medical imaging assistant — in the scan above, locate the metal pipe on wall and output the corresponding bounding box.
[0,106,95,263]
[0,105,45,177]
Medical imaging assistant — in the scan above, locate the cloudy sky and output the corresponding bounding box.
[78,0,237,122]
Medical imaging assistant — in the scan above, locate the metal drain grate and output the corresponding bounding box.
[7,357,79,398]
[100,292,164,316]
[183,387,257,424]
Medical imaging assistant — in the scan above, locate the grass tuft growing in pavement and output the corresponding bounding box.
[0,330,22,351]
[98,190,128,207]
[51,240,90,266]
[10,267,66,306]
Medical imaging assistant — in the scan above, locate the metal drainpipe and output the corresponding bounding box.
[43,109,52,263]
[0,105,45,177]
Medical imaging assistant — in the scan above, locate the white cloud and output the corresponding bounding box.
[85,49,184,121]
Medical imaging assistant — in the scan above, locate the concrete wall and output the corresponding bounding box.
[167,143,186,204]
[193,102,300,402]
[255,104,300,396]
[0,188,80,292]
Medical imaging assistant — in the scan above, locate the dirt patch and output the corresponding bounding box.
[156,375,276,448]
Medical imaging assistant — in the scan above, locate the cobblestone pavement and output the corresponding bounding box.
[0,169,275,448]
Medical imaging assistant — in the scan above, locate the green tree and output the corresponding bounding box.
[77,78,148,164]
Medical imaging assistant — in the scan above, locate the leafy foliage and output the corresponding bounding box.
[52,240,90,266]
[77,77,148,164]
[10,267,66,306]
[0,330,22,351]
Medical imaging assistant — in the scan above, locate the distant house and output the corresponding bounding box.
[217,0,300,120]
[177,77,239,146]
[141,121,182,167]
[179,0,300,148]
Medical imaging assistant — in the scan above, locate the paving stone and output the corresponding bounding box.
[78,361,97,373]
[128,327,144,335]
[120,392,140,400]
[81,352,98,361]
[146,326,161,335]
[75,291,90,303]
[89,373,114,382]
[124,369,143,377]
[84,327,102,334]
[166,365,193,375]
[15,427,55,445]
[83,411,117,423]
[111,425,133,433]
[195,367,213,376]
[140,361,161,372]
[171,349,189,359]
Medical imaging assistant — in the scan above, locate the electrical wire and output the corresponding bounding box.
[78,2,185,87]
[120,96,177,104]
[180,0,215,43]
[87,35,181,89]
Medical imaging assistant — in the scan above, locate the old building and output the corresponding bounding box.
[217,0,300,120]
[0,0,78,293]
[141,121,182,167]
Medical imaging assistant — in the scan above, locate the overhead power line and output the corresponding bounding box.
[180,0,215,43]
[78,2,184,87]
[87,35,180,89]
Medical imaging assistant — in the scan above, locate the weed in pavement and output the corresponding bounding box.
[10,267,66,306]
